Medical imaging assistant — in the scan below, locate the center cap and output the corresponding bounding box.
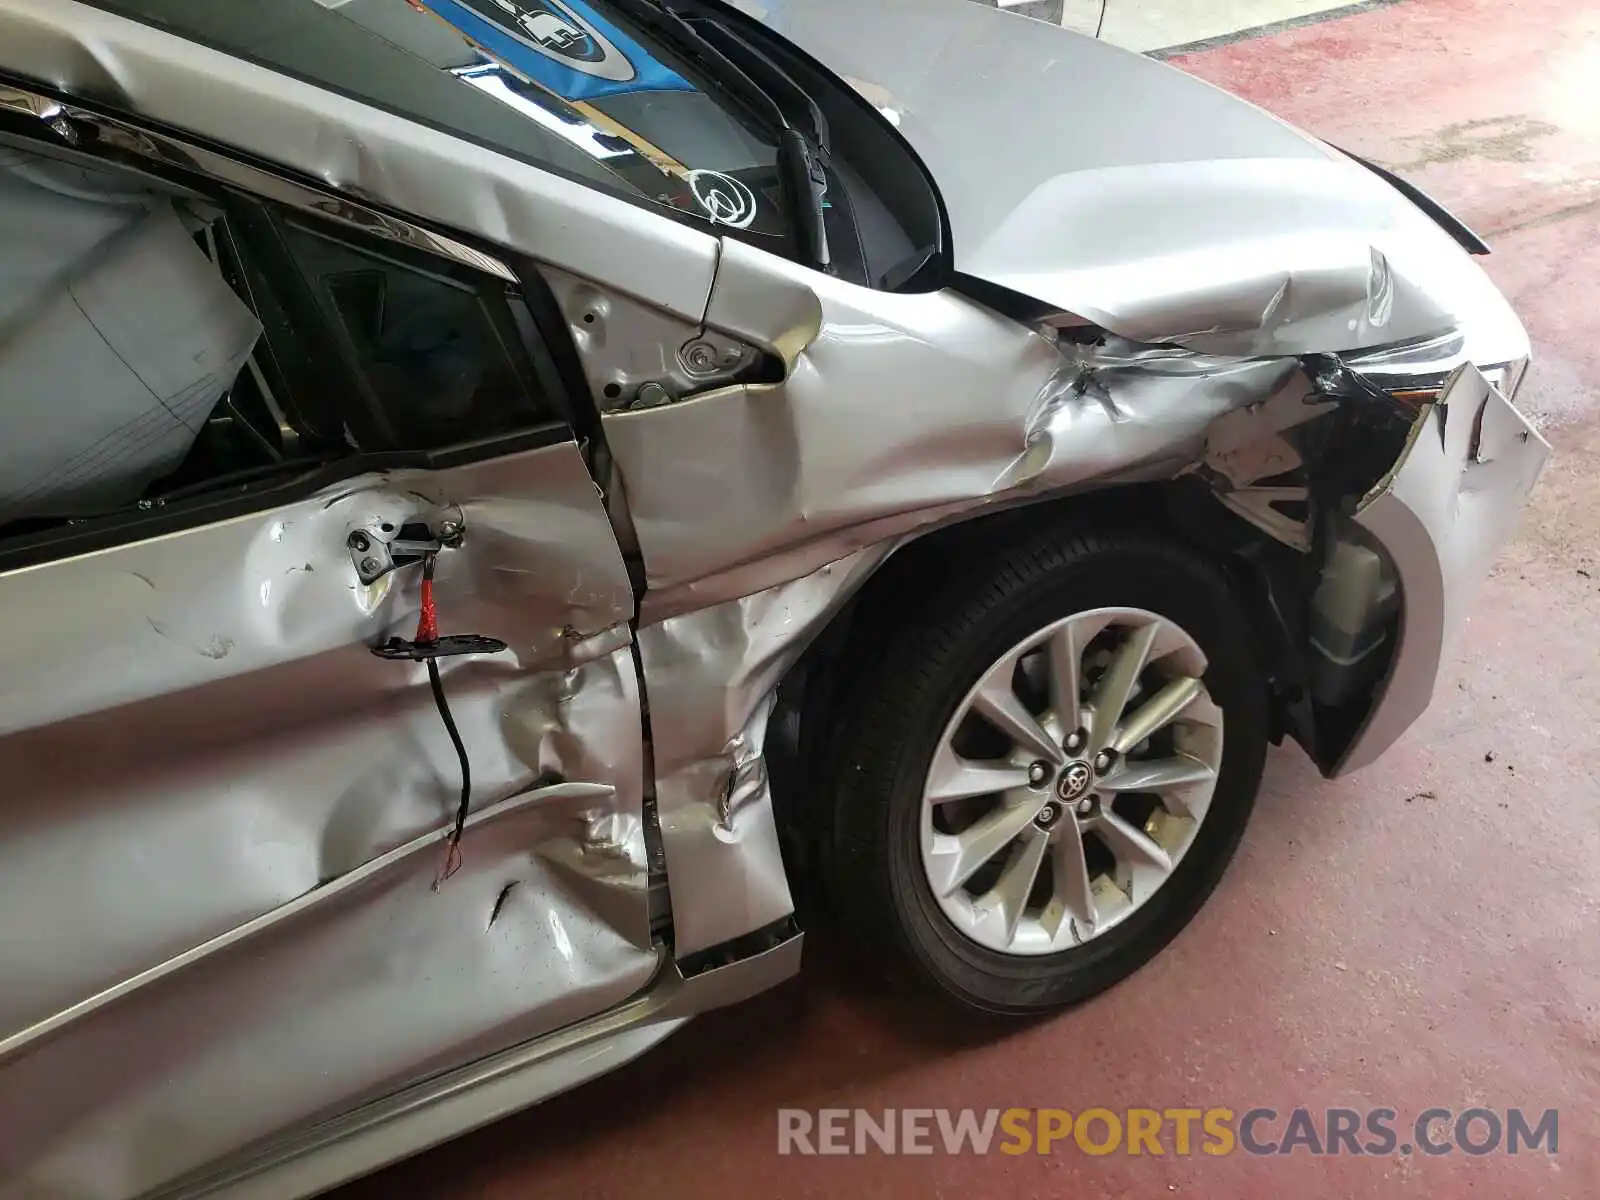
[1056,761,1093,802]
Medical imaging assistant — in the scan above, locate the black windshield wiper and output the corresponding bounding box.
[774,126,831,272]
[602,0,831,270]
[681,13,829,155]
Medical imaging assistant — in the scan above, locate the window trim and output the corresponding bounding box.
[0,426,574,576]
[0,81,523,283]
[0,89,598,575]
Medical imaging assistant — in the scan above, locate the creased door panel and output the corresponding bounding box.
[0,441,655,1199]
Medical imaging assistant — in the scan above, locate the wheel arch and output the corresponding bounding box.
[765,480,1315,895]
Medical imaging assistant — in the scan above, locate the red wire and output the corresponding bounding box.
[416,574,439,644]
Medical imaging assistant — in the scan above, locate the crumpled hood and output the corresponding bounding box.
[741,0,1521,359]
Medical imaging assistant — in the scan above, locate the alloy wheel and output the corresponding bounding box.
[918,607,1225,956]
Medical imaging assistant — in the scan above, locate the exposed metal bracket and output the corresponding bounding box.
[541,265,756,412]
[1216,485,1314,552]
[346,516,464,586]
[1196,377,1337,552]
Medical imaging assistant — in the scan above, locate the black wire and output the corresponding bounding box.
[421,551,472,881]
[429,655,473,872]
[1095,0,1109,39]
[430,658,471,833]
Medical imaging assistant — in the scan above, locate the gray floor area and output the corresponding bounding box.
[978,0,1375,51]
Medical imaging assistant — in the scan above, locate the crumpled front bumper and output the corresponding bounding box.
[1333,363,1551,775]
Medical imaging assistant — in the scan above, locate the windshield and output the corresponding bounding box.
[81,0,799,252]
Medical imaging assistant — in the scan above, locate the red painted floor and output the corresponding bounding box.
[337,2,1600,1196]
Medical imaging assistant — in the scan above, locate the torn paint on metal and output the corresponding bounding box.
[716,724,769,835]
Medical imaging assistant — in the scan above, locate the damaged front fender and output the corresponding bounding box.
[595,236,1545,957]
[1335,363,1550,774]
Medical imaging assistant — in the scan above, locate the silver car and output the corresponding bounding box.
[0,0,1549,1195]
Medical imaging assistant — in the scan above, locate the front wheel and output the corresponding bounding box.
[821,524,1269,1015]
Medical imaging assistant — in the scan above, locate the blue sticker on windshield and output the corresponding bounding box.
[421,0,698,101]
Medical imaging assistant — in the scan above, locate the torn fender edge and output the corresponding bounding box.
[1333,363,1550,775]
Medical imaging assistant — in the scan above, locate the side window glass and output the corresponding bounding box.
[276,221,559,451]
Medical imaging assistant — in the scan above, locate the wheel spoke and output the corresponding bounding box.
[1180,690,1226,729]
[1046,624,1082,735]
[925,745,1035,805]
[1097,753,1216,797]
[1094,810,1174,875]
[980,827,1050,947]
[1086,621,1161,756]
[971,666,1062,764]
[1052,827,1097,938]
[925,800,1042,897]
[1110,676,1204,754]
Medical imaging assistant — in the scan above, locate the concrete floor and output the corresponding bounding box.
[981,0,1382,53]
[336,1,1600,1195]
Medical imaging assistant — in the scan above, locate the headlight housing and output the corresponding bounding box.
[1333,329,1529,408]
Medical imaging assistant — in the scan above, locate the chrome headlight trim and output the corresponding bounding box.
[1334,330,1528,405]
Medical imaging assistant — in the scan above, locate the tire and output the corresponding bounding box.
[819,521,1268,1016]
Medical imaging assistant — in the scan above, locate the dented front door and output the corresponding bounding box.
[0,440,659,1194]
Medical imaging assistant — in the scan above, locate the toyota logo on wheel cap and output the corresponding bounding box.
[1057,761,1093,802]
